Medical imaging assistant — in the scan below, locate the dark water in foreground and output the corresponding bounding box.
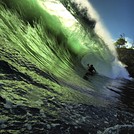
[0,0,134,133]
[0,56,134,134]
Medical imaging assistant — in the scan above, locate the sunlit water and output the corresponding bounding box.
[0,0,134,133]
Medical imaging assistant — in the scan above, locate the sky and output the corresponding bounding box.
[89,0,134,45]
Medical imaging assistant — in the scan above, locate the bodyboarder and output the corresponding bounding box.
[83,64,97,79]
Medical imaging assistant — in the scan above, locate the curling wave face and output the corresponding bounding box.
[38,0,130,79]
[0,0,130,80]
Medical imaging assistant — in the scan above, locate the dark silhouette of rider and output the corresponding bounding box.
[87,64,96,75]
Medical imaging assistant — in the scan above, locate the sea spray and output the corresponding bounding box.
[60,0,130,79]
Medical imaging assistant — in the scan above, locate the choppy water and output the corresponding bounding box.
[0,0,134,133]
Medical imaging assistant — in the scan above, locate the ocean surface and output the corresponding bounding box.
[0,0,134,133]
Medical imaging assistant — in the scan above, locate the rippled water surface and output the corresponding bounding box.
[0,0,134,133]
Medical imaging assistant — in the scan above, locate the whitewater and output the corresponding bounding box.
[0,0,134,133]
